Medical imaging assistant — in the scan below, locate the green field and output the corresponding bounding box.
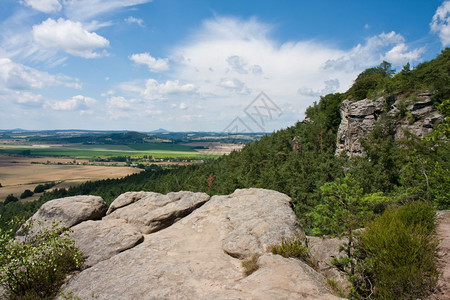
[0,144,216,159]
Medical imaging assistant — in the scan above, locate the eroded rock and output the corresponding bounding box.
[335,98,384,157]
[58,189,340,299]
[70,219,144,267]
[308,236,350,293]
[335,96,444,157]
[104,191,210,233]
[20,195,107,232]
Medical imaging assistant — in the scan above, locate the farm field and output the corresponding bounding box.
[0,143,208,159]
[0,155,141,202]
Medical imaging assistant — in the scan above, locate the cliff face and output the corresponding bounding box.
[335,94,444,157]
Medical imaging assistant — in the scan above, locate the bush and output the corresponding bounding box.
[4,194,18,205]
[0,221,83,299]
[271,236,309,259]
[19,190,34,199]
[353,201,438,299]
[33,182,56,194]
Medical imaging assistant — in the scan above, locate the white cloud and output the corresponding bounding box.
[431,0,450,46]
[130,52,169,72]
[218,78,250,94]
[64,0,153,21]
[46,94,96,111]
[32,18,109,58]
[298,79,340,97]
[142,79,196,100]
[94,16,426,131]
[22,0,62,13]
[323,31,417,71]
[0,57,81,90]
[125,16,145,27]
[383,44,425,66]
[106,95,161,119]
[6,91,43,107]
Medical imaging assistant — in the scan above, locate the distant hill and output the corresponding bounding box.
[150,128,171,133]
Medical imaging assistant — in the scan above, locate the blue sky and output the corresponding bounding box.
[0,0,449,132]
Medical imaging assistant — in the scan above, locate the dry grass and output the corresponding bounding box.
[242,254,260,276]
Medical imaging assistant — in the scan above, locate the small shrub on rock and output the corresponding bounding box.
[0,220,83,300]
[242,254,260,276]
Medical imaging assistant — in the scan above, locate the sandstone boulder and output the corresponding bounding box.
[70,219,144,267]
[221,188,304,258]
[20,195,107,233]
[104,191,210,233]
[106,191,156,215]
[59,189,341,299]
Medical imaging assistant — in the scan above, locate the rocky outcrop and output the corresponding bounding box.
[17,196,107,239]
[391,97,443,140]
[104,191,210,234]
[308,236,350,293]
[335,94,444,157]
[335,98,384,156]
[53,188,341,299]
[70,219,144,267]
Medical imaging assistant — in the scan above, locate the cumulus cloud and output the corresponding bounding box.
[0,57,81,90]
[323,31,421,71]
[383,44,425,66]
[9,91,43,107]
[100,16,426,131]
[21,0,62,13]
[130,52,169,72]
[431,0,450,46]
[46,95,96,111]
[106,95,161,119]
[125,16,145,27]
[142,79,196,100]
[32,18,109,58]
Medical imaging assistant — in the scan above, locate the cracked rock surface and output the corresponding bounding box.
[55,188,341,299]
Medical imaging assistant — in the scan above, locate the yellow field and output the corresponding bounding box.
[0,155,141,202]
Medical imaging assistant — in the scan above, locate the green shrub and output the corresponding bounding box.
[353,201,438,299]
[241,254,260,276]
[19,190,34,199]
[4,194,18,205]
[271,236,309,259]
[0,220,83,299]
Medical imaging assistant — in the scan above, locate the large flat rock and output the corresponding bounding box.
[70,219,144,267]
[59,189,341,299]
[104,191,210,233]
[19,195,107,234]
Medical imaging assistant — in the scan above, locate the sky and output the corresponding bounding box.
[0,0,449,132]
